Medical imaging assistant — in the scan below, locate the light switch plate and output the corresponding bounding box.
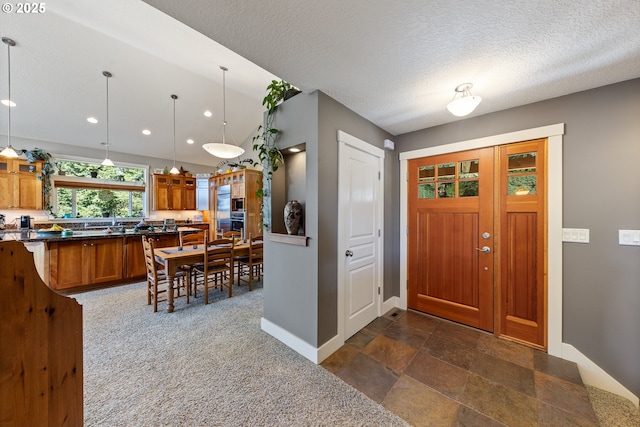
[619,230,640,246]
[562,228,590,243]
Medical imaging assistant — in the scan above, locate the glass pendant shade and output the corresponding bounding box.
[446,83,482,117]
[203,142,244,159]
[1,37,18,158]
[203,66,244,159]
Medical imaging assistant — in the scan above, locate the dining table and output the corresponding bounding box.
[154,240,250,313]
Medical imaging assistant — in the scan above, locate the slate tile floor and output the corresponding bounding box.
[322,309,599,427]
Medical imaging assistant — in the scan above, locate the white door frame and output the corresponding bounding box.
[399,123,564,357]
[337,130,385,345]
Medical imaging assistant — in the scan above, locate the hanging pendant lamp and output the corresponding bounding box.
[202,66,244,159]
[169,94,180,174]
[1,37,19,158]
[101,71,115,166]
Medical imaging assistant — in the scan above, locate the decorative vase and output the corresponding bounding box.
[284,200,303,235]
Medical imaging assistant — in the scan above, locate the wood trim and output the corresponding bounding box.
[52,175,145,191]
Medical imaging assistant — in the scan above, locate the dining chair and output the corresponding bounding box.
[236,234,263,291]
[142,235,190,312]
[194,239,235,304]
[180,229,207,246]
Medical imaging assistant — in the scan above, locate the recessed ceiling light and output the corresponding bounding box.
[87,117,98,124]
[203,110,212,118]
[142,129,151,135]
[186,139,194,144]
[289,147,301,153]
[1,99,16,107]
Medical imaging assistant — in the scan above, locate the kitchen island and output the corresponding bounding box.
[1,226,204,293]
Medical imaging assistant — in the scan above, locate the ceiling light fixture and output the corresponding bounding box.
[142,129,151,135]
[446,83,482,117]
[202,66,245,159]
[169,94,179,174]
[186,139,194,145]
[87,117,98,124]
[1,37,18,158]
[100,71,115,166]
[203,110,212,118]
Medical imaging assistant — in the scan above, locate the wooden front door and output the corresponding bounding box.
[408,139,547,348]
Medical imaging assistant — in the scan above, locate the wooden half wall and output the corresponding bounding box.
[0,240,83,427]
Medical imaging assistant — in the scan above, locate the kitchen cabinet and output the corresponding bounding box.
[183,176,196,210]
[153,174,196,210]
[0,158,43,209]
[49,238,123,290]
[125,234,178,279]
[212,169,262,239]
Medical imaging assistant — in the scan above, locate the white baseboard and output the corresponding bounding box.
[261,317,343,364]
[382,296,399,315]
[562,343,638,406]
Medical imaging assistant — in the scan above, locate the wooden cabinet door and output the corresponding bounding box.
[154,175,170,210]
[231,183,244,198]
[184,177,196,210]
[169,176,183,209]
[87,238,123,284]
[16,163,43,210]
[49,241,85,290]
[152,234,178,248]
[0,159,42,209]
[125,237,146,279]
[0,168,10,208]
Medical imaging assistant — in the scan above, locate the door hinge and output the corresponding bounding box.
[378,229,381,237]
[406,226,409,235]
[378,287,381,295]
[378,171,381,180]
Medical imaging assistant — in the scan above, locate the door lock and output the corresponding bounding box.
[475,246,491,253]
[345,249,354,257]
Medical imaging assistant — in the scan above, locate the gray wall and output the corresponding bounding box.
[316,92,395,345]
[395,78,640,397]
[262,91,394,347]
[263,92,320,345]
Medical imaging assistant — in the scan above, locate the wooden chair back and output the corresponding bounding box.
[141,235,158,279]
[223,230,241,239]
[180,229,207,246]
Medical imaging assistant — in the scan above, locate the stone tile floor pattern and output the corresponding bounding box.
[322,309,599,427]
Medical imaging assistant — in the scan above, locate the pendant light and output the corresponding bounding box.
[1,37,18,158]
[101,71,115,166]
[169,94,179,174]
[446,82,482,117]
[202,66,245,159]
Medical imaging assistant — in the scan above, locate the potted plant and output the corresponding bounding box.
[252,80,300,176]
[252,80,300,230]
[89,166,102,178]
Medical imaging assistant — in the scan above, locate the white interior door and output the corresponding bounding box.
[338,131,384,340]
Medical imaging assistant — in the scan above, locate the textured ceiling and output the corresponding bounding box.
[1,1,640,168]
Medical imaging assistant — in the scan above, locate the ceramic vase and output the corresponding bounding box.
[284,200,303,235]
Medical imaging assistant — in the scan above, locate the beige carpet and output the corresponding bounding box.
[72,281,409,426]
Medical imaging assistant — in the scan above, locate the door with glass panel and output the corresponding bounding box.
[408,140,547,347]
[408,147,495,331]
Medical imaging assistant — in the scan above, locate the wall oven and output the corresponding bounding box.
[230,211,245,233]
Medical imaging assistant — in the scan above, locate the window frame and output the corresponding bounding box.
[51,154,150,219]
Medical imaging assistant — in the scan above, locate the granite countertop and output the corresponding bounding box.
[0,226,203,243]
